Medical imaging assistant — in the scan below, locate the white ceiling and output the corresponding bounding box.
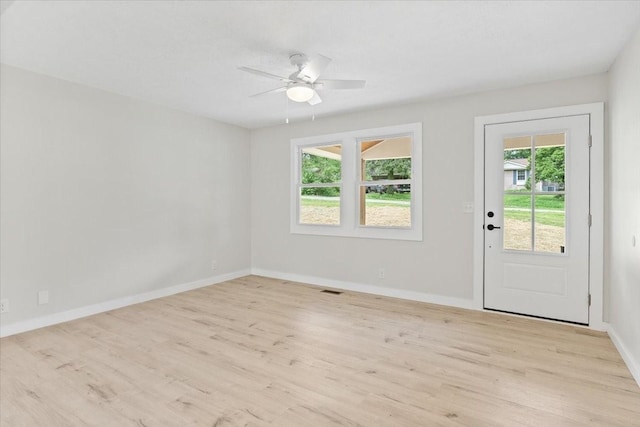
[1,1,639,129]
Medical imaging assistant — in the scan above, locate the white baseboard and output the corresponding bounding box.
[607,323,640,388]
[0,269,251,338]
[251,268,476,310]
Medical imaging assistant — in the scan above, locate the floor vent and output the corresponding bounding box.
[321,289,343,295]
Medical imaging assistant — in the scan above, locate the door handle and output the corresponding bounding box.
[487,224,501,230]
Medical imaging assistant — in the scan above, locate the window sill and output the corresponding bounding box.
[291,223,423,241]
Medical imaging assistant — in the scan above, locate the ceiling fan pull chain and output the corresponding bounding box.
[285,97,289,124]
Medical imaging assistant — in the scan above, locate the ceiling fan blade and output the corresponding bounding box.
[316,79,366,90]
[239,66,292,82]
[297,54,331,83]
[250,86,288,97]
[307,90,322,106]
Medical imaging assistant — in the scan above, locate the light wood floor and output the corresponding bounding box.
[1,275,639,426]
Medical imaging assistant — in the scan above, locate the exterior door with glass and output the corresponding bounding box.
[484,115,590,324]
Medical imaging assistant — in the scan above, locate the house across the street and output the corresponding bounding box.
[504,158,563,191]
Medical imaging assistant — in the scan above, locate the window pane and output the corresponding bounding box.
[534,194,566,253]
[361,136,412,181]
[532,134,565,192]
[503,141,532,190]
[503,193,532,251]
[360,185,411,227]
[503,136,532,251]
[359,136,412,228]
[301,145,342,184]
[533,133,566,253]
[364,158,411,181]
[300,187,340,225]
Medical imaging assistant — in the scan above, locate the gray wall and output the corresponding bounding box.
[0,65,252,326]
[607,27,640,378]
[251,74,608,300]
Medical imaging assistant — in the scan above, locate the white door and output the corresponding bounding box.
[484,115,590,324]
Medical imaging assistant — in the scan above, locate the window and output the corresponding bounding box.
[517,170,526,182]
[358,137,412,228]
[299,144,342,225]
[291,123,422,240]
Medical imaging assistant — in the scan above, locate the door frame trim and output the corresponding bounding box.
[473,103,605,330]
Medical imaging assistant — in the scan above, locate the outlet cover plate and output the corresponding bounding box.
[38,291,49,305]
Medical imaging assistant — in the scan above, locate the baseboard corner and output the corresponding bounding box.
[606,323,640,388]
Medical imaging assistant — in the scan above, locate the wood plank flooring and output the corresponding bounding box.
[1,275,639,426]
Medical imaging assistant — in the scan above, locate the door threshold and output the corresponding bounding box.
[483,307,589,327]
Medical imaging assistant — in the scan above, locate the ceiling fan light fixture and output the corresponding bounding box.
[286,83,314,102]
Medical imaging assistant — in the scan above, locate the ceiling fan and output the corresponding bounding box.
[239,53,366,106]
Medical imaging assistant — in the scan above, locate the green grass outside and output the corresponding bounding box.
[300,196,409,209]
[504,210,565,228]
[504,194,565,227]
[365,192,411,201]
[300,198,340,207]
[504,194,564,210]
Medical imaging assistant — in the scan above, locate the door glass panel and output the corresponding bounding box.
[534,194,566,253]
[503,136,533,251]
[533,133,566,253]
[503,193,532,250]
[502,133,566,253]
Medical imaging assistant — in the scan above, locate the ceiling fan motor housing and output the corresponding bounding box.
[289,53,309,69]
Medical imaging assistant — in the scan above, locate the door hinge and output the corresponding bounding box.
[588,213,593,227]
[588,135,593,147]
[588,294,592,306]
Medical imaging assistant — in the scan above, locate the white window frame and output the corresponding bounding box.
[296,141,344,227]
[290,122,422,241]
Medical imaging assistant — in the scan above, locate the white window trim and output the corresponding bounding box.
[291,122,422,241]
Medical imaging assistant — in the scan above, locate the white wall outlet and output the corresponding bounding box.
[463,202,474,213]
[211,259,218,270]
[0,299,9,314]
[38,290,49,305]
[378,268,385,279]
